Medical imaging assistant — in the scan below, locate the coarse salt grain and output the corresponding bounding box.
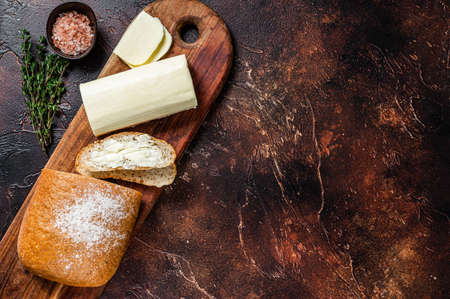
[52,10,94,56]
[53,185,128,253]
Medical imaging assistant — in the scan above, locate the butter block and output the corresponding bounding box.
[80,55,197,136]
[151,27,173,62]
[113,11,164,65]
[128,27,173,68]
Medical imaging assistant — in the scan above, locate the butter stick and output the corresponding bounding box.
[80,55,197,136]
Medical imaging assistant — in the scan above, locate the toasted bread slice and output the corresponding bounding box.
[76,132,176,172]
[76,163,176,188]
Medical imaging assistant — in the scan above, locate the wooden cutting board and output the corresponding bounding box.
[0,0,232,298]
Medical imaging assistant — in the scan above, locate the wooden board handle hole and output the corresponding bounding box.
[175,16,202,46]
[179,23,199,43]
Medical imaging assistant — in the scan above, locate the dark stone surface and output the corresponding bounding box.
[1,0,448,298]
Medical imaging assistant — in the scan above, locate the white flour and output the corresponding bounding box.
[53,184,128,252]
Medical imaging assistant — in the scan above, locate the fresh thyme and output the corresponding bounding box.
[20,29,69,153]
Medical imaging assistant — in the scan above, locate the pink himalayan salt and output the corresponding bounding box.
[52,10,94,56]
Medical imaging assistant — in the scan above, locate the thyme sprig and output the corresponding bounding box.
[20,29,69,153]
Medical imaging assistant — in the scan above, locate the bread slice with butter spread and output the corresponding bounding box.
[75,132,177,187]
[76,132,175,171]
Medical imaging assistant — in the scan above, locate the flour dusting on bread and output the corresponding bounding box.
[53,184,128,251]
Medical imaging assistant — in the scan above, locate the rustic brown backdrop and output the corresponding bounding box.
[0,0,448,298]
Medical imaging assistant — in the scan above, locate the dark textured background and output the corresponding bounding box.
[1,0,449,298]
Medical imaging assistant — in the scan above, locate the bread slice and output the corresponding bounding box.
[77,163,176,188]
[76,132,176,171]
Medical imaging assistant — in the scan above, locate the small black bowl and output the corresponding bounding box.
[46,2,97,60]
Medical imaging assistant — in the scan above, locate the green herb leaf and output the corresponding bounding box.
[20,28,69,153]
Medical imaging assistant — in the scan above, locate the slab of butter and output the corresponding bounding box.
[113,11,164,65]
[80,54,197,136]
[128,27,173,68]
[150,27,173,62]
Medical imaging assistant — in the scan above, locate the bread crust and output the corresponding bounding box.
[76,164,177,187]
[17,169,142,287]
[75,132,176,172]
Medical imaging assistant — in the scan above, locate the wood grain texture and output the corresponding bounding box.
[0,0,232,298]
